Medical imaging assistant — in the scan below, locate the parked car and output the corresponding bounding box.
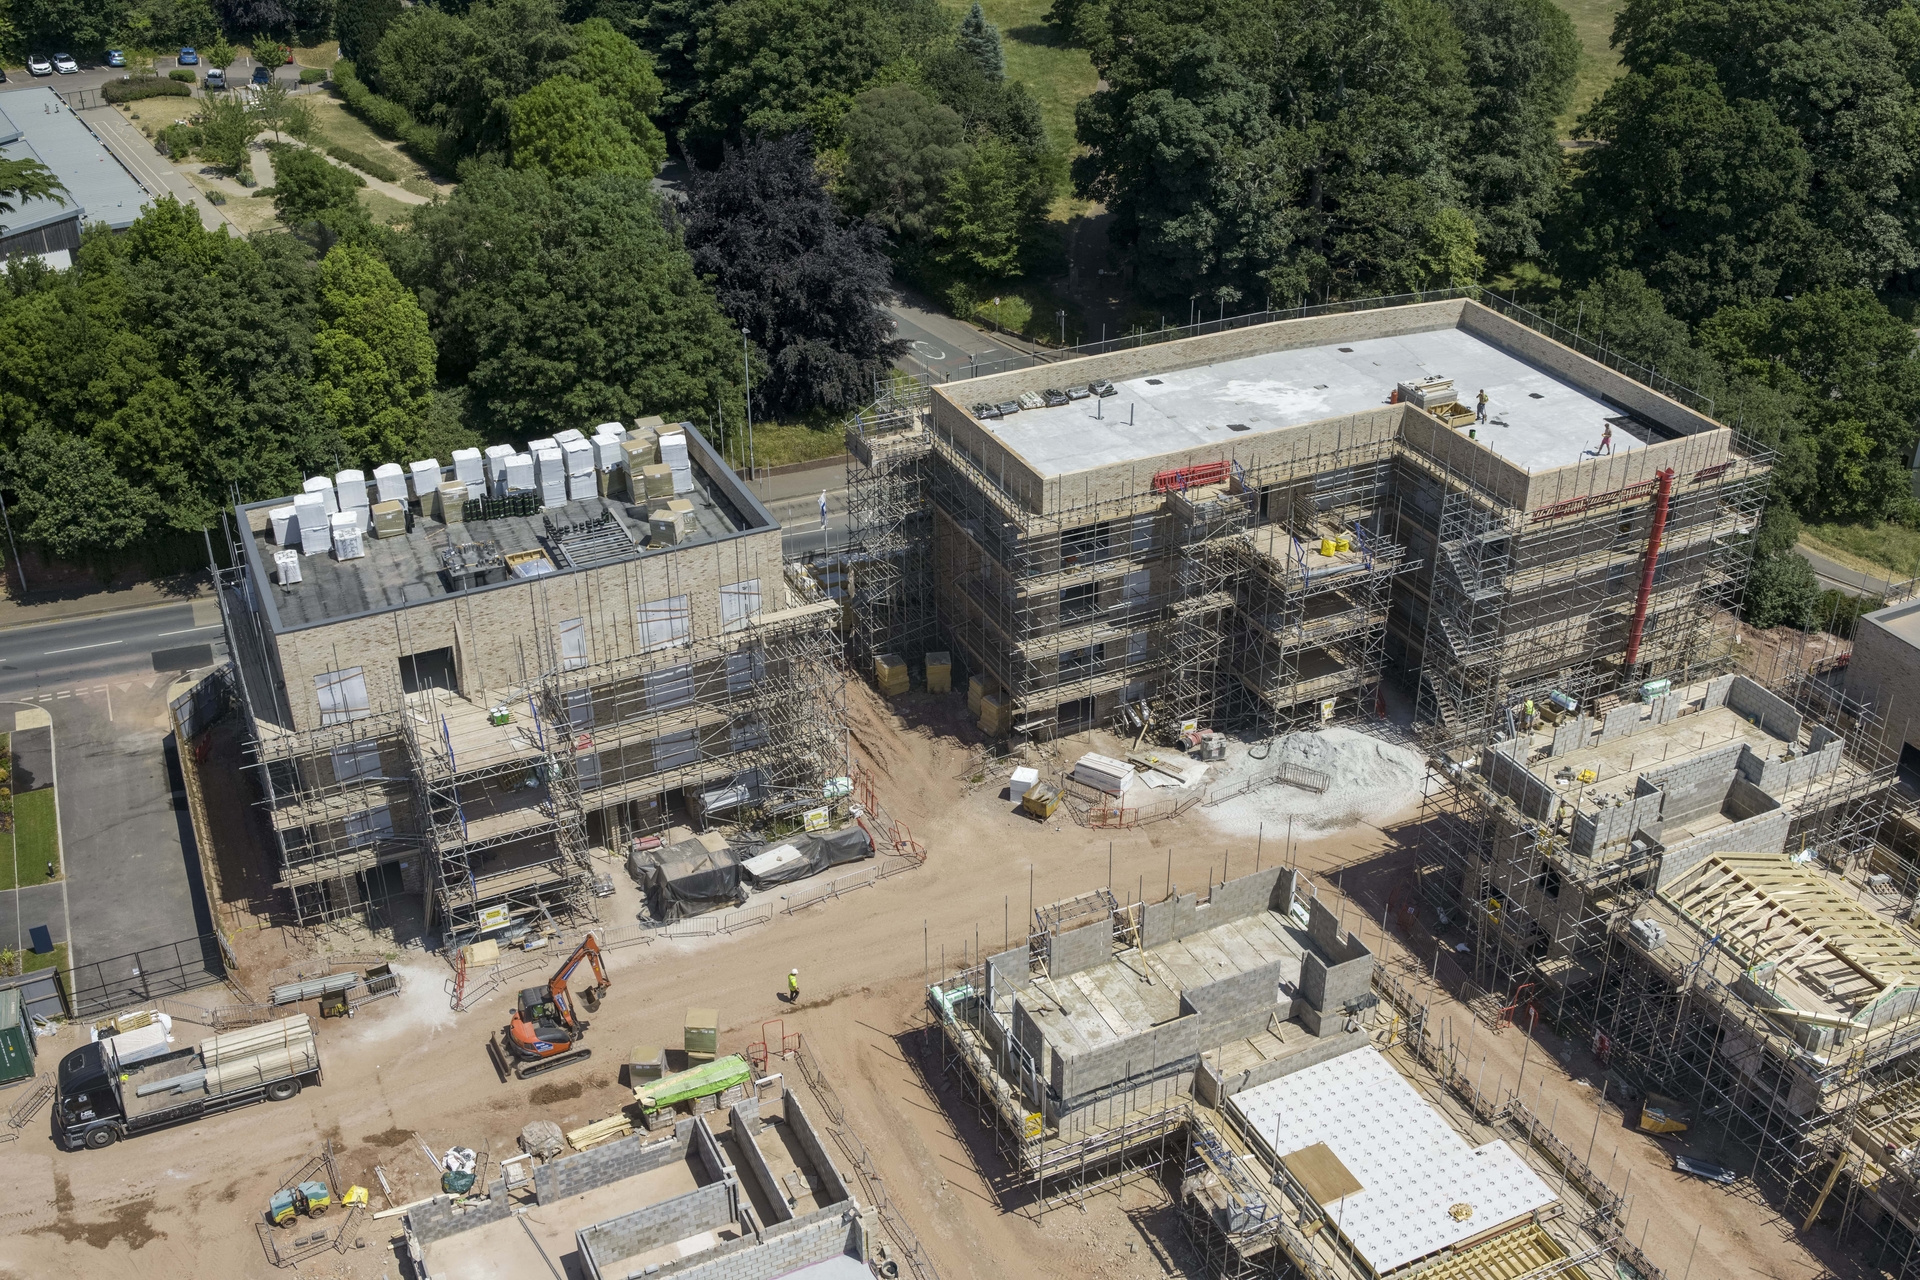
[106,49,125,67]
[178,46,198,65]
[52,53,78,74]
[251,65,272,85]
[26,55,53,76]
[205,67,226,90]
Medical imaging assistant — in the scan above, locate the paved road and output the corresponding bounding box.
[78,102,226,230]
[0,599,229,981]
[890,301,1025,385]
[1796,542,1919,601]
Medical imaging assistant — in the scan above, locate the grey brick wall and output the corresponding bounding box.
[1485,745,1556,820]
[1049,920,1110,978]
[578,1180,734,1279]
[535,1124,691,1205]
[655,1205,864,1280]
[1728,675,1804,741]
[780,1090,852,1207]
[1054,1012,1200,1099]
[1549,714,1589,756]
[407,1183,513,1250]
[1656,809,1791,888]
[726,1100,791,1225]
[1644,741,1746,827]
[1181,956,1292,1047]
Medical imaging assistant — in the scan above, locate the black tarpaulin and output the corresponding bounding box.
[737,826,875,886]
[641,839,746,920]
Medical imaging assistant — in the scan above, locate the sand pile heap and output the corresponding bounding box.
[1203,727,1427,837]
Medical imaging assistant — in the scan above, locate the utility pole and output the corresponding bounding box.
[741,327,756,480]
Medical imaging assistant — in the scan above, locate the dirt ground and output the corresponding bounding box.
[0,676,1864,1280]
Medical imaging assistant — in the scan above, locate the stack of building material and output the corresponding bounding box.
[978,692,1012,736]
[1072,753,1135,794]
[619,437,656,499]
[562,438,596,500]
[532,444,568,506]
[968,675,990,716]
[329,510,365,559]
[1009,766,1039,803]
[407,459,441,505]
[925,651,952,693]
[334,470,369,528]
[372,462,408,504]
[268,505,297,545]
[293,492,330,553]
[875,654,909,696]
[592,426,625,492]
[435,482,467,524]
[1128,749,1205,788]
[371,500,407,539]
[641,463,675,500]
[451,448,485,499]
[503,452,535,494]
[658,427,693,494]
[274,548,302,584]
[567,1112,636,1151]
[684,1009,719,1065]
[483,443,516,496]
[636,1053,750,1113]
[302,474,338,514]
[649,508,694,545]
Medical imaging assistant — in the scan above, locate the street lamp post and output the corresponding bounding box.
[741,326,755,480]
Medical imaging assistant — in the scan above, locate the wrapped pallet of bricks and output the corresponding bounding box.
[875,653,909,697]
[642,463,675,500]
[979,692,1012,736]
[925,651,952,694]
[968,674,990,716]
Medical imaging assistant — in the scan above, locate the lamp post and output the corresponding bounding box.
[741,326,755,480]
[0,489,26,594]
[1056,309,1066,345]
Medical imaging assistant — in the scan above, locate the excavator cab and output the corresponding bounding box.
[515,987,574,1048]
[495,934,609,1079]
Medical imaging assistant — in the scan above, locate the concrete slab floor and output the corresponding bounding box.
[982,327,1639,477]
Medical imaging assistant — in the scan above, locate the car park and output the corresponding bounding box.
[52,53,78,73]
[26,55,53,76]
[106,49,125,67]
[205,67,226,89]
[178,46,198,64]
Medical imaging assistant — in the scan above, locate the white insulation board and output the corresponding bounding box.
[1227,1046,1556,1273]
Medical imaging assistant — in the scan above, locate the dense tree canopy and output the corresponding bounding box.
[510,74,658,176]
[839,85,968,239]
[683,134,906,414]
[311,243,437,465]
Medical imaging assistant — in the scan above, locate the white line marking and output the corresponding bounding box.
[154,625,221,637]
[42,640,122,654]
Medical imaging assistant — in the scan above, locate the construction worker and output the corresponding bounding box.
[788,969,799,1004]
[1596,422,1614,456]
[1476,389,1488,423]
[1523,697,1537,729]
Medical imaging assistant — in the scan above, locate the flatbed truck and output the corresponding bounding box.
[57,1014,321,1150]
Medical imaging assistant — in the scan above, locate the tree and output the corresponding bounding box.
[1741,505,1818,629]
[682,133,905,414]
[114,0,222,51]
[395,165,746,436]
[11,0,125,51]
[366,0,578,159]
[2,428,153,560]
[562,17,668,168]
[252,37,292,68]
[510,74,655,176]
[204,34,235,69]
[215,0,297,28]
[190,93,264,177]
[957,0,1002,81]
[935,134,1026,277]
[638,0,723,131]
[270,144,365,224]
[0,158,66,216]
[255,80,294,140]
[336,0,402,61]
[687,0,906,148]
[311,243,437,464]
[838,84,966,240]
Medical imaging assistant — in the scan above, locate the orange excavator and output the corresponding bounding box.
[494,934,609,1080]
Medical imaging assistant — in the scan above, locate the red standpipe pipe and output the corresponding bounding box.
[1624,467,1676,671]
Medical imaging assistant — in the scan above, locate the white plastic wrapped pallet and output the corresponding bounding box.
[268,505,297,545]
[452,447,485,487]
[408,458,441,500]
[484,443,515,495]
[329,510,364,560]
[554,427,586,446]
[593,436,623,470]
[302,474,338,514]
[561,437,594,476]
[372,462,409,504]
[274,548,302,584]
[504,452,535,492]
[334,469,369,512]
[594,420,625,438]
[293,493,329,551]
[566,470,596,500]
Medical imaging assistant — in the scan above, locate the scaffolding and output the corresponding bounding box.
[844,382,940,668]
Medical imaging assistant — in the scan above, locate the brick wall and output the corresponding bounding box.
[1053,1012,1200,1100]
[577,1180,735,1279]
[653,1205,864,1280]
[1181,956,1294,1046]
[1644,740,1747,827]
[780,1090,852,1207]
[1847,604,1920,759]
[1656,809,1791,888]
[1049,919,1111,979]
[407,1183,512,1250]
[1727,675,1804,742]
[726,1099,791,1225]
[534,1123,691,1204]
[1485,746,1556,821]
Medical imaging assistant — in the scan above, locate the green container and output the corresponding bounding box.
[0,988,36,1085]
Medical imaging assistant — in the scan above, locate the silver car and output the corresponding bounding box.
[52,53,79,74]
[26,55,53,76]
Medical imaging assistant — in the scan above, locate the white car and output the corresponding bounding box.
[53,53,79,74]
[26,55,53,76]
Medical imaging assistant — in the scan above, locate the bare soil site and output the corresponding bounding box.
[0,674,1868,1280]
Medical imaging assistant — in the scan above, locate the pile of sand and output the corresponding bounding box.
[1201,727,1428,838]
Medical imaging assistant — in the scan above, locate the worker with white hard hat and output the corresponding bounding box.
[788,969,799,1003]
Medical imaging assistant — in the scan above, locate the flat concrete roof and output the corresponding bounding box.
[0,87,149,238]
[977,327,1646,477]
[1867,598,1920,649]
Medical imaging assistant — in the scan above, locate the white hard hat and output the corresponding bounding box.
[790,969,798,975]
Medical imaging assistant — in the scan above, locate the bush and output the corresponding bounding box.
[299,66,328,85]
[330,59,449,172]
[168,68,197,82]
[104,77,192,103]
[975,294,1032,334]
[324,143,397,183]
[157,123,203,157]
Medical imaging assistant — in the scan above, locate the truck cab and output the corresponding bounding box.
[57,1042,123,1149]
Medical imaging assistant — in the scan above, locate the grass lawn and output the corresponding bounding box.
[726,422,849,470]
[1554,0,1626,133]
[290,39,340,69]
[307,98,445,198]
[8,789,61,890]
[938,0,1097,165]
[1802,522,1920,582]
[21,942,67,977]
[361,189,419,228]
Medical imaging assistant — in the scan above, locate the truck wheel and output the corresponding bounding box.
[83,1126,120,1150]
[267,1079,301,1102]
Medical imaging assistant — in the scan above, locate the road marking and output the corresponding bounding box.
[910,340,947,361]
[155,624,221,637]
[43,640,122,654]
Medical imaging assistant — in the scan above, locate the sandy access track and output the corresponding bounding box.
[0,678,1858,1280]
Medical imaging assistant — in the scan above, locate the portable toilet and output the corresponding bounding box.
[0,988,35,1085]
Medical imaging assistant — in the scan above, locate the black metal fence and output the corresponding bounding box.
[66,935,228,1017]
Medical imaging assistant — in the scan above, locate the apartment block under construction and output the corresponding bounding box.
[845,295,1765,743]
[212,422,843,940]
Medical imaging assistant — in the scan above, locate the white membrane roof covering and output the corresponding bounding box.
[976,327,1645,477]
[1227,1046,1558,1273]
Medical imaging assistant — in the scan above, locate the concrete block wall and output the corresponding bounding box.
[1740,740,1845,794]
[1518,425,1730,514]
[1705,674,1734,709]
[1193,1025,1371,1105]
[654,1207,863,1280]
[1550,713,1590,757]
[1203,866,1293,925]
[1485,745,1556,820]
[781,1090,852,1208]
[578,1181,735,1279]
[1645,741,1746,826]
[1012,997,1045,1066]
[1658,692,1685,725]
[535,1124,691,1204]
[1728,675,1804,742]
[407,1183,513,1249]
[1142,890,1201,949]
[692,1114,733,1186]
[1053,1054,1195,1135]
[987,945,1029,1002]
[1180,956,1294,1047]
[1656,809,1791,888]
[1724,778,1780,822]
[1847,602,1920,760]
[1053,1012,1200,1099]
[1049,920,1111,979]
[1300,898,1374,1034]
[726,1101,792,1226]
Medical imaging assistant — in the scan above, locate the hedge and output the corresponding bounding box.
[157,122,203,158]
[299,66,328,84]
[330,59,449,174]
[168,68,197,82]
[104,77,192,103]
[323,142,398,183]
